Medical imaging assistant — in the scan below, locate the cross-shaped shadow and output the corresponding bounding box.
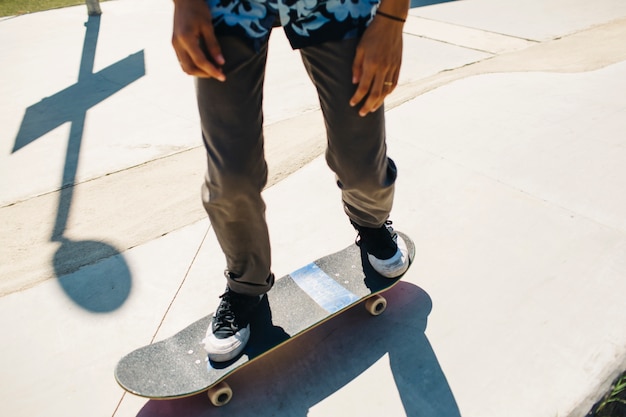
[13,15,145,313]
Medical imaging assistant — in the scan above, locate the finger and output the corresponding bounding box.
[360,69,399,116]
[172,32,225,80]
[352,73,376,115]
[390,67,400,90]
[173,34,205,75]
[380,75,397,96]
[197,31,226,76]
[202,33,225,66]
[349,49,366,107]
[178,55,213,78]
[187,35,225,80]
[358,70,392,116]
[351,47,364,85]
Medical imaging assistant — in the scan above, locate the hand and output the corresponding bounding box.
[350,16,404,116]
[172,0,226,80]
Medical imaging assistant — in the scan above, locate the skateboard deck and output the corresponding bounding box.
[114,232,414,406]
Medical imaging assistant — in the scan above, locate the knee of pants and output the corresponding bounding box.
[202,169,267,215]
[331,156,398,194]
[205,149,268,194]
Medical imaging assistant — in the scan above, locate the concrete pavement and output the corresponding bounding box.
[1,0,626,416]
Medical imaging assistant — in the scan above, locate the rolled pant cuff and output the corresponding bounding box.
[226,271,275,297]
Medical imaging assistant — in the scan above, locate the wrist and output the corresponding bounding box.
[376,0,409,21]
[375,10,406,23]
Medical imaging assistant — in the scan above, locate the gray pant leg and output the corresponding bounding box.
[196,37,273,296]
[299,38,397,228]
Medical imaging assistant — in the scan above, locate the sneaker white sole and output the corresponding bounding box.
[203,324,250,362]
[368,234,410,278]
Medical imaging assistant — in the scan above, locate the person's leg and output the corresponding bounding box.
[299,38,395,227]
[196,36,273,297]
[196,36,273,362]
[299,38,409,278]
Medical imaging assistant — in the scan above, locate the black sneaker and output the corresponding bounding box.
[203,286,263,362]
[352,220,409,278]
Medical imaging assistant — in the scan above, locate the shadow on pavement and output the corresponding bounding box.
[12,15,145,312]
[135,282,460,417]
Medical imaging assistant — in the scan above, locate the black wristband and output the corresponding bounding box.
[376,10,406,23]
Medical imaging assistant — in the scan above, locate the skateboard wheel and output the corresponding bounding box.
[365,295,387,316]
[207,381,232,407]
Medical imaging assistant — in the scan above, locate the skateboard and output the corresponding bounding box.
[114,232,414,406]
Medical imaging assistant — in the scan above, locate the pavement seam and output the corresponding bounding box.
[109,224,211,417]
[404,15,539,54]
[150,225,210,344]
[388,17,626,110]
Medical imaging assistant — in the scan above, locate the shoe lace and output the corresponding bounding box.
[354,220,397,259]
[213,291,240,330]
[213,289,259,331]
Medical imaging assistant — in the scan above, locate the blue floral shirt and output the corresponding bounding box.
[207,0,380,50]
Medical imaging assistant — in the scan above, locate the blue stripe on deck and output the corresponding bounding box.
[290,263,359,314]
